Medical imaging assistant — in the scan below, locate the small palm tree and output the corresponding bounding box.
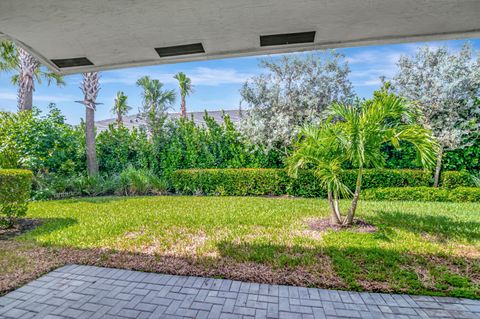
[173,72,193,118]
[0,41,64,111]
[112,91,131,125]
[136,76,176,134]
[76,72,101,176]
[288,90,438,226]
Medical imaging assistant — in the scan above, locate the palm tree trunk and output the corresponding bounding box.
[17,48,37,111]
[328,191,342,225]
[85,107,98,176]
[117,112,122,126]
[23,88,33,111]
[433,146,443,187]
[344,167,363,226]
[180,96,187,118]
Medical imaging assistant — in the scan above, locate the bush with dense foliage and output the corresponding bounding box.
[441,170,477,188]
[0,169,33,226]
[150,113,280,177]
[171,168,438,197]
[0,105,84,175]
[362,187,480,202]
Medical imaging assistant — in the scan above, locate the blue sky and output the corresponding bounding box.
[1,38,479,124]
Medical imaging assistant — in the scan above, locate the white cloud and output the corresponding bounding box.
[101,67,256,87]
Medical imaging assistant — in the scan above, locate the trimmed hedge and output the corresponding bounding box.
[171,169,289,196]
[171,168,435,197]
[362,187,480,202]
[0,169,33,225]
[441,170,476,188]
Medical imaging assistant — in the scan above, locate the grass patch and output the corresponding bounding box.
[2,196,479,298]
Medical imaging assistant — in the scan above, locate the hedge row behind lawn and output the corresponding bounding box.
[0,169,33,225]
[362,187,480,202]
[171,168,444,197]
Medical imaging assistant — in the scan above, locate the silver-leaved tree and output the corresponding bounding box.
[240,52,354,153]
[393,44,480,186]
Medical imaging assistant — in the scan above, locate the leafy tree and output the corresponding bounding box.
[174,72,193,117]
[393,44,480,186]
[97,124,152,174]
[240,52,354,152]
[0,40,64,111]
[288,90,437,226]
[111,91,131,125]
[136,76,176,135]
[77,72,101,176]
[0,104,82,174]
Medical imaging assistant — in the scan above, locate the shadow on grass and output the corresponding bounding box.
[369,211,480,242]
[217,241,480,299]
[16,217,78,241]
[53,196,130,204]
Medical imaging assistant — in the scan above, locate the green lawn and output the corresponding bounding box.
[6,196,480,298]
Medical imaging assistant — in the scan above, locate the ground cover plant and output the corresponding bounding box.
[1,196,479,299]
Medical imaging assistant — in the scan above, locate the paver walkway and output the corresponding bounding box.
[0,265,479,319]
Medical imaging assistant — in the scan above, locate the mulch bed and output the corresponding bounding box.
[306,217,377,233]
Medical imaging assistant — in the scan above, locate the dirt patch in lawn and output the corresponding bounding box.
[0,239,345,296]
[0,219,43,240]
[306,217,377,233]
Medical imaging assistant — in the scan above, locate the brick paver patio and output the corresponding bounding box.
[0,265,479,319]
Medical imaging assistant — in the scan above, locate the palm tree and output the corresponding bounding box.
[0,41,64,111]
[136,76,176,135]
[288,90,438,226]
[112,91,130,125]
[77,72,101,176]
[173,72,193,118]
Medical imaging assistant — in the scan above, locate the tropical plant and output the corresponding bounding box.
[173,72,193,117]
[136,76,176,135]
[240,52,354,152]
[393,44,480,186]
[288,90,438,226]
[77,72,101,176]
[111,91,130,125]
[0,40,64,111]
[0,104,82,174]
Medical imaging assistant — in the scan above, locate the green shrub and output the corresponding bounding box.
[171,168,434,197]
[171,169,289,196]
[441,171,476,188]
[362,187,480,202]
[0,169,33,227]
[117,166,168,196]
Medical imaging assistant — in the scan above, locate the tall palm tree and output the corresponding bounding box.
[136,76,176,135]
[0,41,64,111]
[288,90,438,226]
[173,72,193,118]
[111,91,130,125]
[77,72,101,176]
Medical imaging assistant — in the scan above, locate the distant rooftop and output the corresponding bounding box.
[95,109,242,132]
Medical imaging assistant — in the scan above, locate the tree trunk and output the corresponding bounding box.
[23,88,33,111]
[116,112,122,126]
[344,167,363,226]
[433,146,443,187]
[85,107,98,176]
[328,191,342,225]
[180,96,187,118]
[17,48,37,111]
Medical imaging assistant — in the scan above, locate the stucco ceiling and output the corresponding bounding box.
[1,0,479,74]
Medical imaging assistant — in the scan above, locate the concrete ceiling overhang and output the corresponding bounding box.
[1,0,479,75]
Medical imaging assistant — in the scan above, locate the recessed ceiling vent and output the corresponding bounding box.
[51,57,93,68]
[260,31,316,47]
[155,43,205,57]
